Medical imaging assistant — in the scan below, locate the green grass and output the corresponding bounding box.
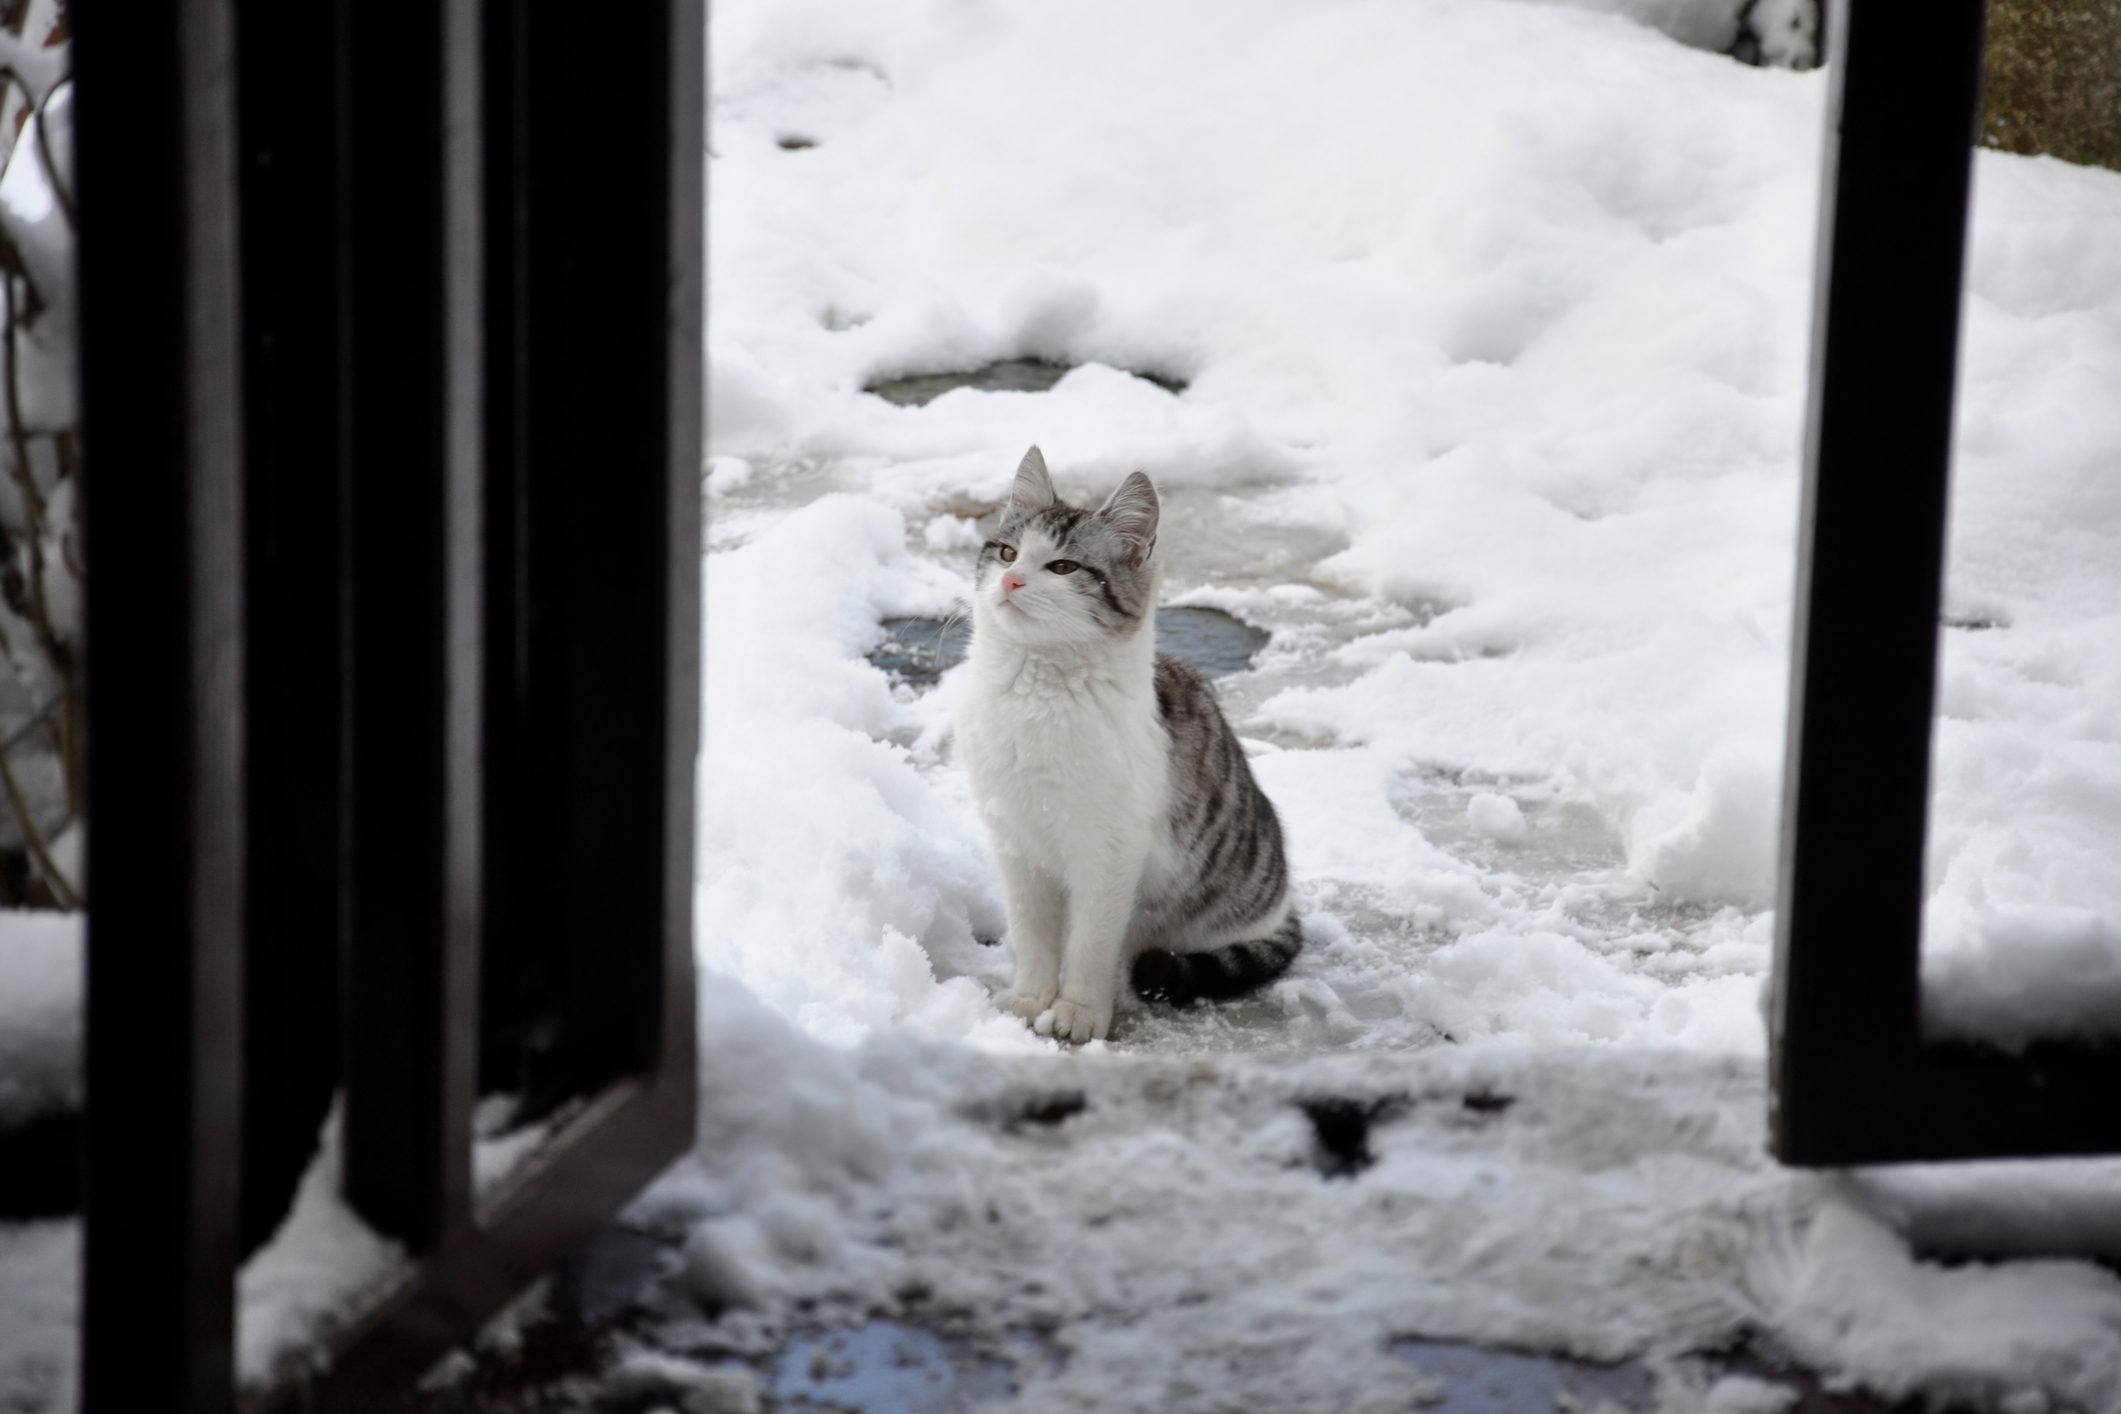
[1982,0,2121,171]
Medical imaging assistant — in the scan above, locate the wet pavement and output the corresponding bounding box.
[410,1221,1904,1414]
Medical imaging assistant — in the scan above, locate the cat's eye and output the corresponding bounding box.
[1046,560,1080,575]
[997,544,1018,562]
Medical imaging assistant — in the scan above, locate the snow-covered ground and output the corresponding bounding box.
[6,0,2121,1408]
[681,0,2121,1408]
[702,0,2121,1056]
[0,910,80,1414]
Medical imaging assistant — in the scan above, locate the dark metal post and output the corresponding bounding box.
[514,0,680,1099]
[77,0,249,1406]
[338,0,465,1255]
[234,0,347,1259]
[1773,0,2121,1164]
[1773,0,1989,1162]
[663,0,707,1145]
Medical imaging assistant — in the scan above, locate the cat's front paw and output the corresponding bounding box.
[998,985,1058,1021]
[1049,997,1112,1044]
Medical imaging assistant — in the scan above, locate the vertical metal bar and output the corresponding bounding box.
[1771,0,1989,1163]
[182,0,250,1373]
[234,0,346,1259]
[516,0,677,1098]
[339,0,453,1250]
[441,0,487,1251]
[78,0,248,1405]
[664,0,705,1097]
[476,0,555,1113]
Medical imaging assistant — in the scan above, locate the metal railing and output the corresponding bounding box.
[75,1,703,1407]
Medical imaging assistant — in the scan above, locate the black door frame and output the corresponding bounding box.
[1773,0,2121,1164]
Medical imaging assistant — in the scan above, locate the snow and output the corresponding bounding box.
[1921,145,2121,1046]
[235,1101,408,1392]
[706,0,1834,1057]
[700,494,1027,1050]
[0,913,81,1411]
[624,986,2121,1414]
[0,909,79,1127]
[685,0,2121,1409]
[704,0,2121,1055]
[0,1220,75,1414]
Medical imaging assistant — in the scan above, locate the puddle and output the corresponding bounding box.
[866,359,1186,407]
[873,616,973,689]
[1157,605,1271,678]
[1391,1339,1653,1414]
[871,606,1268,688]
[772,1322,1018,1414]
[760,1320,1801,1414]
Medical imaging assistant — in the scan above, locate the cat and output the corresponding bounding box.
[955,445,1301,1043]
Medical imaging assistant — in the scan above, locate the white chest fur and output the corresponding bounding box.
[957,614,1173,1042]
[957,632,1170,866]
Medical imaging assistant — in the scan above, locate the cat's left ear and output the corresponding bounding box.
[1098,471,1159,567]
[1008,446,1058,521]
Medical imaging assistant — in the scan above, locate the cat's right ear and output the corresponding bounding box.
[1008,445,1057,521]
[1098,471,1159,567]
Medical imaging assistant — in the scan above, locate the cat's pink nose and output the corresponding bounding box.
[1001,570,1025,592]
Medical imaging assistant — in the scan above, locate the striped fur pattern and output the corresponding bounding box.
[956,446,1298,1043]
[1128,655,1298,1006]
[1131,911,1304,1006]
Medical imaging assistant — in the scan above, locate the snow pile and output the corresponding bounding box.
[0,1221,74,1414]
[0,909,80,1127]
[698,493,1028,1050]
[1921,148,2121,1046]
[236,1104,407,1391]
[1534,0,1816,64]
[1772,1197,2121,1412]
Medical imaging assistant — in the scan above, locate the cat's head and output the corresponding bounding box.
[973,446,1159,645]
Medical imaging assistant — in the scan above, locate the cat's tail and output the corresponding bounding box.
[1131,913,1302,1007]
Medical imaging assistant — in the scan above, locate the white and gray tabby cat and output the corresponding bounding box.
[957,446,1300,1043]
